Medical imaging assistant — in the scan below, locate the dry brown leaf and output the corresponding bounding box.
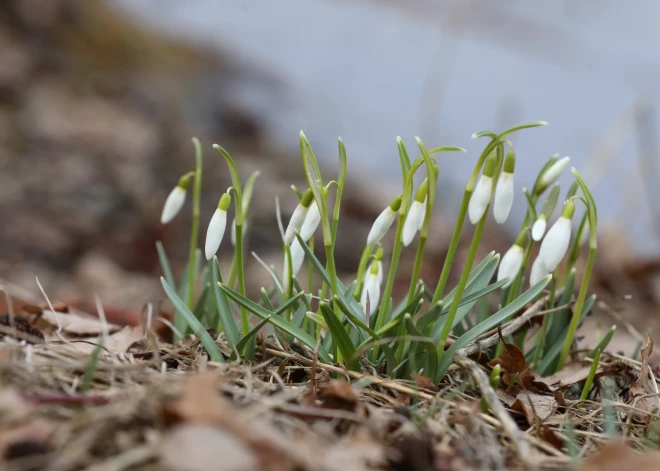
[165,371,227,425]
[104,324,158,354]
[318,379,360,411]
[534,361,624,392]
[580,441,660,471]
[497,389,557,422]
[629,335,658,415]
[413,374,439,392]
[489,341,527,376]
[37,309,120,337]
[160,424,258,471]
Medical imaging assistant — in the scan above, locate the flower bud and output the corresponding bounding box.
[537,201,575,271]
[537,156,570,193]
[493,150,515,224]
[299,200,321,242]
[402,181,428,246]
[283,189,314,244]
[531,216,547,241]
[360,261,382,317]
[160,174,191,224]
[367,195,401,245]
[497,243,523,288]
[468,154,496,224]
[205,193,231,260]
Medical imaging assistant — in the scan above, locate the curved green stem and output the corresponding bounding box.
[187,138,203,312]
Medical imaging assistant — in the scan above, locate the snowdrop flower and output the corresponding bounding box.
[529,257,549,286]
[497,236,524,288]
[373,247,384,284]
[536,156,570,194]
[204,193,231,260]
[537,200,575,272]
[360,261,382,317]
[531,216,547,241]
[468,154,497,224]
[417,197,428,231]
[283,189,314,244]
[402,180,428,246]
[493,150,515,224]
[299,189,326,242]
[367,195,402,245]
[160,174,191,224]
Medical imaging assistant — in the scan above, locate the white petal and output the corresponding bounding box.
[539,157,570,188]
[367,207,396,245]
[204,209,227,260]
[376,261,383,285]
[529,257,549,287]
[538,217,572,271]
[493,172,514,224]
[402,200,424,246]
[417,198,428,230]
[283,205,309,245]
[468,176,493,224]
[290,239,306,276]
[497,244,523,288]
[360,273,381,316]
[299,201,321,241]
[531,218,547,241]
[160,186,186,224]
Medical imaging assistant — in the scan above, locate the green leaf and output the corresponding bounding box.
[320,302,357,368]
[219,283,331,363]
[588,326,615,359]
[242,170,261,215]
[523,189,538,221]
[211,257,240,348]
[403,313,437,377]
[161,277,224,362]
[80,339,103,392]
[213,145,244,223]
[156,241,175,289]
[441,252,497,306]
[546,268,576,346]
[497,121,548,140]
[292,295,310,327]
[306,311,328,330]
[397,137,412,183]
[436,275,552,380]
[193,283,210,322]
[231,316,271,360]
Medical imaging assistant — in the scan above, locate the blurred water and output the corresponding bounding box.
[112,0,660,256]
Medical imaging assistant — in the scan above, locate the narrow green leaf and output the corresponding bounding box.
[156,241,175,289]
[220,283,331,363]
[211,257,240,348]
[231,316,271,360]
[161,277,224,362]
[319,302,357,368]
[80,340,103,392]
[436,275,552,380]
[588,326,616,359]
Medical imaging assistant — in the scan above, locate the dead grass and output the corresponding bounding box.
[0,294,660,471]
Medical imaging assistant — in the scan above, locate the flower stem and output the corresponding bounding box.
[234,223,249,335]
[557,246,596,369]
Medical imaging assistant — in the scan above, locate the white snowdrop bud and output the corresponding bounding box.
[290,238,306,276]
[529,257,550,287]
[468,154,497,224]
[160,174,191,224]
[204,193,231,260]
[537,201,575,272]
[360,261,382,317]
[402,180,428,246]
[493,150,515,224]
[537,156,570,193]
[299,200,321,242]
[532,216,547,241]
[284,189,314,244]
[367,195,401,245]
[497,242,524,289]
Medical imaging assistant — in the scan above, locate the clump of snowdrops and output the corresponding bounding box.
[157,122,602,382]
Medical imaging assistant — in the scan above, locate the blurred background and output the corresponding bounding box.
[1,0,660,350]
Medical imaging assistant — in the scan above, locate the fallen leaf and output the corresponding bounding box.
[538,424,564,450]
[497,389,557,422]
[104,325,159,354]
[318,380,360,411]
[580,441,660,471]
[165,371,227,425]
[534,361,624,392]
[630,335,658,415]
[413,374,439,392]
[160,424,258,471]
[489,340,527,376]
[37,310,120,337]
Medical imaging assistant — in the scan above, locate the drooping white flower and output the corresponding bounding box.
[531,216,547,241]
[537,156,570,192]
[284,189,314,244]
[403,200,425,246]
[497,243,524,288]
[529,257,549,286]
[160,174,191,224]
[493,150,515,224]
[402,180,428,246]
[299,200,321,242]
[367,195,401,245]
[360,262,382,317]
[537,201,575,272]
[376,260,383,285]
[290,238,306,276]
[468,154,497,224]
[204,193,231,260]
